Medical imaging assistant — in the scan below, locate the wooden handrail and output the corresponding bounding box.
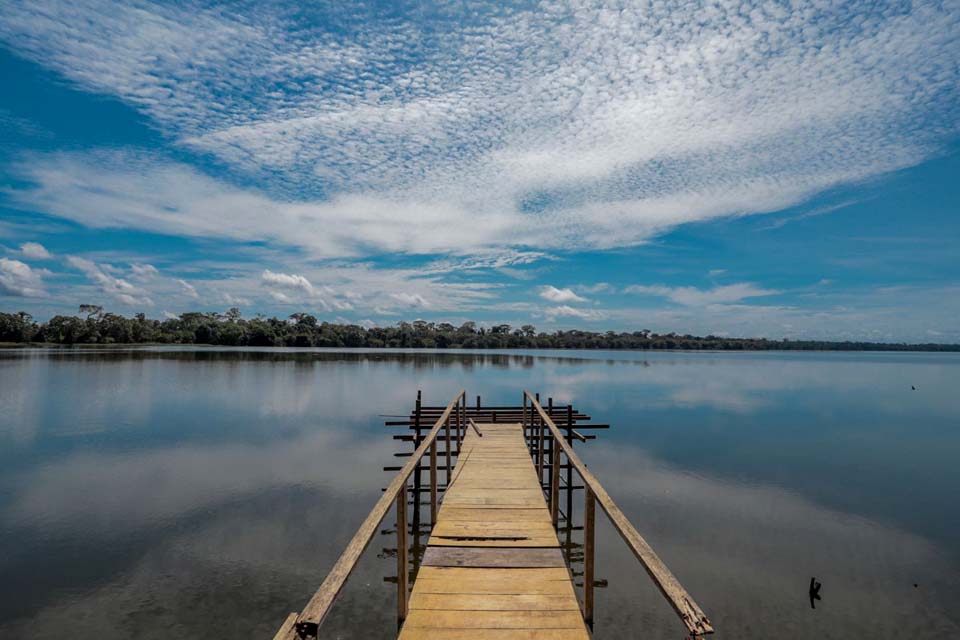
[523,391,714,637]
[467,417,483,437]
[286,390,466,638]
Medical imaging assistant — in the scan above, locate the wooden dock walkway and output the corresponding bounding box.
[400,422,589,639]
[274,390,713,640]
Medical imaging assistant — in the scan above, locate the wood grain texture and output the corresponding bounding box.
[400,629,589,640]
[401,610,586,629]
[421,546,566,568]
[398,423,590,639]
[271,612,298,640]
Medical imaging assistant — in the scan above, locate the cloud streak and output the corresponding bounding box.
[66,256,153,306]
[539,285,587,303]
[625,283,781,307]
[19,242,51,260]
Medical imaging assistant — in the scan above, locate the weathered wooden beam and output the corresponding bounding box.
[421,546,566,568]
[396,484,408,623]
[429,441,438,523]
[550,438,560,527]
[445,415,452,484]
[385,419,591,428]
[273,612,299,640]
[584,487,596,625]
[394,450,456,458]
[467,417,483,437]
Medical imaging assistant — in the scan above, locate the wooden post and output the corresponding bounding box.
[547,397,554,502]
[458,396,465,451]
[397,483,408,623]
[411,391,422,574]
[429,440,438,523]
[445,412,452,483]
[551,435,560,527]
[454,396,461,456]
[413,391,422,443]
[584,487,596,625]
[566,404,574,523]
[522,394,528,446]
[537,410,545,478]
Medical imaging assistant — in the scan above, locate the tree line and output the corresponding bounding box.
[1,306,957,351]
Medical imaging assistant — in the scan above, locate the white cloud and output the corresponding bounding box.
[390,292,429,308]
[162,310,178,320]
[222,292,250,306]
[625,283,781,307]
[1,1,956,255]
[0,257,46,297]
[130,263,158,279]
[542,305,606,322]
[65,256,153,306]
[7,152,519,257]
[261,269,314,295]
[576,283,612,294]
[176,278,199,298]
[19,242,51,260]
[539,285,588,303]
[260,269,358,312]
[221,260,500,317]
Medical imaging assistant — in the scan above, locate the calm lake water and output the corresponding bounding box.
[1,348,958,639]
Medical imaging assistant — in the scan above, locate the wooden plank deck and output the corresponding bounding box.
[398,423,590,640]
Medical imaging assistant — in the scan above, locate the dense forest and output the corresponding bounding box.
[1,307,957,351]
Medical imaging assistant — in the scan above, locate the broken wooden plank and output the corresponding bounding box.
[421,547,566,568]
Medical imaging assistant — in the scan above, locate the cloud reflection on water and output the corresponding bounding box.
[0,348,958,639]
[582,441,960,638]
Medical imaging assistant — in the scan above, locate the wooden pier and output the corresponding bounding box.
[273,391,713,639]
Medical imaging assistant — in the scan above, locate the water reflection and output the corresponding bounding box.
[584,441,960,638]
[0,348,958,639]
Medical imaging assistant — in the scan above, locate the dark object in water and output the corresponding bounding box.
[809,577,822,609]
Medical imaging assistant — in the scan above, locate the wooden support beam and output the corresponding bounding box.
[429,441,438,523]
[467,418,483,437]
[445,414,452,484]
[272,612,299,640]
[396,484,409,623]
[584,487,596,625]
[550,437,560,527]
[537,412,545,479]
[566,405,575,531]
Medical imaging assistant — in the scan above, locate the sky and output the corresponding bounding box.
[0,0,958,342]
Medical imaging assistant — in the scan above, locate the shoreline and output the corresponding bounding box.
[3,342,959,353]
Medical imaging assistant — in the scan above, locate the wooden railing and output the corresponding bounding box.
[522,390,714,637]
[275,390,467,640]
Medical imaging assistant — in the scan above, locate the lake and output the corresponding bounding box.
[1,348,958,639]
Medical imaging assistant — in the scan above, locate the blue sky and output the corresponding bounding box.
[0,0,958,341]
